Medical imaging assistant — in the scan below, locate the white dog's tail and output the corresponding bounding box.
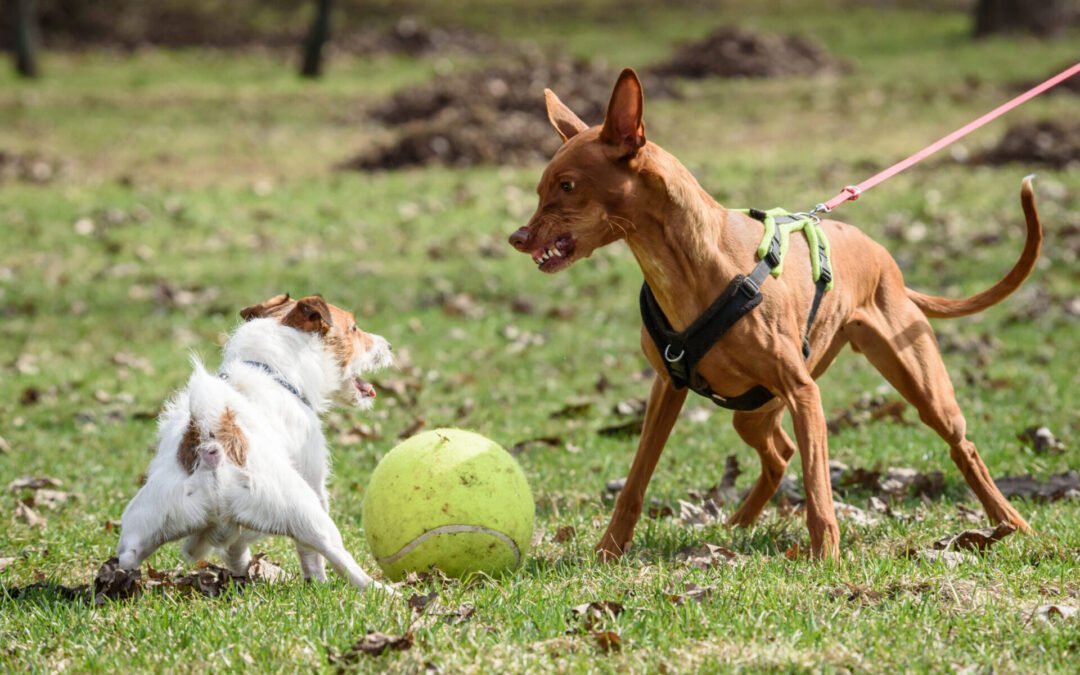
[180,359,249,473]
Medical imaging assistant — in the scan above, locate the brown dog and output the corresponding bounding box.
[509,68,1041,560]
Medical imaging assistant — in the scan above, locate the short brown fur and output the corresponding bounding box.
[510,68,1040,561]
[177,419,200,474]
[218,408,247,467]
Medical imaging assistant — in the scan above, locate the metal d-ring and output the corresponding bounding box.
[664,345,685,363]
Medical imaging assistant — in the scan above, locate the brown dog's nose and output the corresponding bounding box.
[509,227,531,252]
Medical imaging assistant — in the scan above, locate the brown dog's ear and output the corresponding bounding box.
[282,295,333,335]
[600,68,646,159]
[545,89,589,142]
[239,293,291,321]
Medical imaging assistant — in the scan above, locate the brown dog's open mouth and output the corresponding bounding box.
[532,235,576,273]
[354,377,376,399]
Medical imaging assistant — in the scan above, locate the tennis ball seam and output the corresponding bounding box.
[377,524,522,568]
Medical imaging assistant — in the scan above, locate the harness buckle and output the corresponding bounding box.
[664,344,685,363]
[739,276,760,299]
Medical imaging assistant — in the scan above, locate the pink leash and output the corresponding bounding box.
[811,61,1080,215]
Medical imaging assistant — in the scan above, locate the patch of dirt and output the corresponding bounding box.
[975,119,1080,169]
[337,17,501,57]
[649,27,849,80]
[344,55,675,171]
[0,150,71,185]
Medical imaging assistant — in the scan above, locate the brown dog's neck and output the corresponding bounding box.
[622,145,750,331]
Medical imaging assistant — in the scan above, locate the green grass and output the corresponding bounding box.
[2,1,1079,671]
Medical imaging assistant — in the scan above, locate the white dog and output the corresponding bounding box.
[116,293,393,592]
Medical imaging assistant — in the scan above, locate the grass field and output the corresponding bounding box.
[2,1,1079,671]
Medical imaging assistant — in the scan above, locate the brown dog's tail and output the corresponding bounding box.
[906,176,1042,319]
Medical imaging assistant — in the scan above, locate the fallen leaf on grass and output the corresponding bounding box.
[0,556,15,571]
[331,631,414,662]
[338,423,381,445]
[834,500,879,526]
[569,601,625,631]
[408,590,439,612]
[956,504,984,523]
[551,400,594,419]
[677,498,723,527]
[995,471,1080,502]
[916,550,976,568]
[1017,426,1065,453]
[933,522,1017,552]
[15,501,46,528]
[8,476,62,492]
[597,419,643,439]
[667,582,715,605]
[246,554,285,583]
[592,630,621,653]
[605,477,627,494]
[827,393,909,433]
[1031,604,1078,623]
[509,436,564,455]
[93,557,141,604]
[674,543,740,569]
[174,561,242,597]
[397,417,427,439]
[29,489,73,510]
[613,398,646,417]
[553,526,576,543]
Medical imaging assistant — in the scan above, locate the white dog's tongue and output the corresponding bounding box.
[355,378,376,399]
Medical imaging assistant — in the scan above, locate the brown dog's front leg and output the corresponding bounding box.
[785,381,840,560]
[596,374,688,562]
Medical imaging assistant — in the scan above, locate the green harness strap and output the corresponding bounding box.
[736,207,835,290]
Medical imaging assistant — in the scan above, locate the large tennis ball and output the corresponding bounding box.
[362,428,534,581]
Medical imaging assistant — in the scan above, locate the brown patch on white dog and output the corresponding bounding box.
[177,419,200,474]
[218,409,247,467]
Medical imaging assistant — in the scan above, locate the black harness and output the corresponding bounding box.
[640,209,832,411]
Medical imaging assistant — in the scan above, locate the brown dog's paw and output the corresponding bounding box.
[594,534,629,563]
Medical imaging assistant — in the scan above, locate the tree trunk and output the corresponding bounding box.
[300,0,332,78]
[973,0,1074,39]
[9,0,40,78]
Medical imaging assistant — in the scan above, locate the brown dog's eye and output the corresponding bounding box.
[560,180,574,193]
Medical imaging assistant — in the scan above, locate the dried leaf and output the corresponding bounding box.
[246,554,285,583]
[15,501,46,528]
[674,543,739,569]
[8,476,62,493]
[1017,426,1066,453]
[677,498,722,528]
[509,436,563,455]
[31,489,73,510]
[553,526,576,543]
[408,590,439,612]
[605,477,627,494]
[1032,604,1078,623]
[834,500,879,526]
[332,631,414,662]
[174,562,241,597]
[397,418,427,439]
[933,522,1017,552]
[667,582,715,605]
[551,400,594,419]
[647,502,674,519]
[995,471,1080,502]
[569,601,625,631]
[917,549,975,568]
[0,556,14,571]
[597,419,642,438]
[593,630,621,653]
[93,557,142,604]
[613,398,646,417]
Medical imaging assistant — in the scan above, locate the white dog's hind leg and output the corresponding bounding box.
[295,543,327,582]
[225,539,253,577]
[228,472,392,594]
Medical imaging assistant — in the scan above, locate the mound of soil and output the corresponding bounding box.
[650,27,848,79]
[976,119,1080,169]
[338,17,501,57]
[346,56,675,171]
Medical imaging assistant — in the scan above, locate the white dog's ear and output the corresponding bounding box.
[240,293,291,321]
[283,295,333,335]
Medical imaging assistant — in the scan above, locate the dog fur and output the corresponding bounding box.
[116,294,394,591]
[509,69,1041,560]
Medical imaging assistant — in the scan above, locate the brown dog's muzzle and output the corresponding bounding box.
[509,226,531,252]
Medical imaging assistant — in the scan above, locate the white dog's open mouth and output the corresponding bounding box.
[354,377,376,399]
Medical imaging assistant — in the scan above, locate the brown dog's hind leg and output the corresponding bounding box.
[596,374,688,562]
[846,302,1031,532]
[726,406,796,527]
